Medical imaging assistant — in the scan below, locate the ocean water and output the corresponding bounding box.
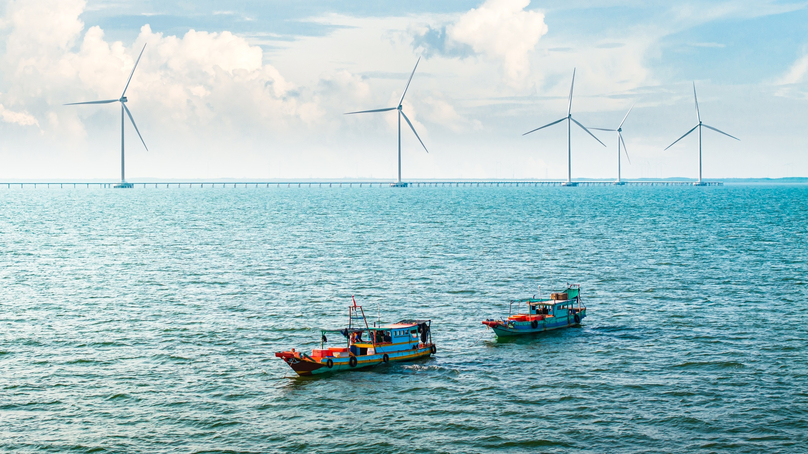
[1,184,806,453]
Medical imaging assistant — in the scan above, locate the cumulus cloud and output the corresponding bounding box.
[0,0,324,142]
[412,0,547,85]
[449,0,547,81]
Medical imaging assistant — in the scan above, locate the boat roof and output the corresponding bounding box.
[320,319,430,333]
[381,320,430,329]
[320,327,384,333]
[507,298,566,306]
[515,287,580,305]
[526,300,559,306]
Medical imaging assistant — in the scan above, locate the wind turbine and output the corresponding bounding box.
[664,82,739,186]
[66,44,149,189]
[345,57,428,188]
[523,68,606,186]
[592,103,635,185]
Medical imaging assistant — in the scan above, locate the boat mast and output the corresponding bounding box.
[349,296,375,348]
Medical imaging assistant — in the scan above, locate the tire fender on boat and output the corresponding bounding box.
[382,354,389,363]
[531,320,538,329]
[326,359,333,368]
[349,356,358,368]
[574,313,581,324]
[430,345,437,354]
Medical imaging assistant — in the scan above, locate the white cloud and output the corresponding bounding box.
[776,53,808,86]
[448,0,547,84]
[688,42,726,48]
[422,95,483,133]
[0,0,320,143]
[0,104,40,127]
[410,0,547,86]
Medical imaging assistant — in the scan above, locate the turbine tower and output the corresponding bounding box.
[523,68,606,186]
[66,44,149,189]
[592,103,635,185]
[664,82,739,186]
[345,57,428,188]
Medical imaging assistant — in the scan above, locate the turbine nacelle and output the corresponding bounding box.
[120,96,128,103]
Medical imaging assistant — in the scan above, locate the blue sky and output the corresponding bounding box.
[0,0,806,180]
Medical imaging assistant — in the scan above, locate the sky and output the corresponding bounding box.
[0,0,807,181]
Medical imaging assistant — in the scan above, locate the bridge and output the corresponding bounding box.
[0,180,723,189]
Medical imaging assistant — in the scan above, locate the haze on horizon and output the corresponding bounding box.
[0,0,806,182]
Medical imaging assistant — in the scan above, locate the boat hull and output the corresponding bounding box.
[281,344,435,376]
[486,309,586,338]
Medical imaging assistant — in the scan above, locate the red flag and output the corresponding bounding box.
[352,295,357,307]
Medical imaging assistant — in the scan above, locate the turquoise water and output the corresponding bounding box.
[1,185,806,453]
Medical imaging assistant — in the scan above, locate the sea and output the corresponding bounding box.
[1,184,806,453]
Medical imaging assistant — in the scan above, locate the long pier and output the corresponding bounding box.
[0,181,723,188]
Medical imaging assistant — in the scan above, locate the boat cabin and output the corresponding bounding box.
[384,323,421,344]
[508,286,582,319]
[317,319,432,357]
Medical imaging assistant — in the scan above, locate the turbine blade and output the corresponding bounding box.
[567,68,576,116]
[571,117,606,147]
[619,102,636,129]
[123,104,148,151]
[400,110,428,153]
[523,117,566,136]
[344,107,397,115]
[703,124,740,141]
[590,128,616,132]
[121,43,147,98]
[398,56,421,106]
[693,82,701,123]
[664,124,699,150]
[619,132,631,164]
[64,99,119,105]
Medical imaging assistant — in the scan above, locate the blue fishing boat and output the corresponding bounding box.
[275,297,435,376]
[482,285,586,337]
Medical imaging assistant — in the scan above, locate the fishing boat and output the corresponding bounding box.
[482,285,586,337]
[275,297,436,376]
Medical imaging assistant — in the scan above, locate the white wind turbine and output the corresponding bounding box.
[523,68,606,186]
[592,103,635,185]
[345,57,428,188]
[664,82,739,186]
[66,44,149,189]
